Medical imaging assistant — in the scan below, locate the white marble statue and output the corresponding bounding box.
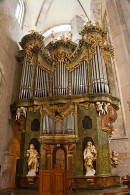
[83,141,97,176]
[26,144,39,176]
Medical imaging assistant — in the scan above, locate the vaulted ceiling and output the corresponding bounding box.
[23,0,105,34]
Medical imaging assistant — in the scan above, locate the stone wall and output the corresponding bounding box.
[0,0,23,189]
[105,0,130,176]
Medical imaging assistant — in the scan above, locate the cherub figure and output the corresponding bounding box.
[16,107,27,120]
[110,150,119,168]
[96,102,105,116]
[20,107,27,118]
[16,108,21,120]
[104,103,110,115]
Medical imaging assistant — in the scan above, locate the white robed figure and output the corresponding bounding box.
[26,144,39,176]
[83,141,97,176]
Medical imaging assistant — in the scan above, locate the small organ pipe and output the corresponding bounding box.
[78,64,82,94]
[74,70,75,95]
[83,61,87,93]
[46,72,49,96]
[97,46,104,92]
[92,56,97,93]
[62,62,64,95]
[95,51,100,92]
[43,70,46,97]
[35,66,38,97]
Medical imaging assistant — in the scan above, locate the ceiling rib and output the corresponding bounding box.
[35,0,53,29]
[77,0,90,21]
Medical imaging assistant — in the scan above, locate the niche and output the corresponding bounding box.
[82,116,92,130]
[31,118,40,131]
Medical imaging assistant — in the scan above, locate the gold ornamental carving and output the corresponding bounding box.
[42,103,75,121]
[70,50,89,71]
[40,134,78,140]
[25,43,39,66]
[52,51,71,72]
[29,105,42,114]
[79,102,89,110]
[42,144,54,151]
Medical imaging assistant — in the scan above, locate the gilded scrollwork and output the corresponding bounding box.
[70,50,89,71]
[79,102,89,110]
[51,51,71,72]
[29,105,42,113]
[41,134,78,140]
[41,103,75,121]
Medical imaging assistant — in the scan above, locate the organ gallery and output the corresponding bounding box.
[11,21,120,192]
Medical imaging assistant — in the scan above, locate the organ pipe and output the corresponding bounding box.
[34,66,49,98]
[91,46,109,94]
[52,62,69,96]
[71,61,88,95]
[19,55,32,99]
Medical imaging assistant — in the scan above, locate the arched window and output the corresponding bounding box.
[15,0,25,27]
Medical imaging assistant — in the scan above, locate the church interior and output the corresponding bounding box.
[0,0,130,194]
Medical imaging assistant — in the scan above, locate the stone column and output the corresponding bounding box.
[105,0,130,136]
[104,0,130,176]
[0,0,23,189]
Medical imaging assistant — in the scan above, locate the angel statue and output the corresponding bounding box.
[83,141,97,176]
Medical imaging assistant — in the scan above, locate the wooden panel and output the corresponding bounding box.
[39,170,70,195]
[42,173,51,194]
[56,149,65,169]
[54,172,63,194]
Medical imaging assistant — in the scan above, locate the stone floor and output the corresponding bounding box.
[0,186,130,195]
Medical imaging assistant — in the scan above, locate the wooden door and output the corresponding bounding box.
[55,148,65,169]
[39,172,51,195]
[39,170,70,195]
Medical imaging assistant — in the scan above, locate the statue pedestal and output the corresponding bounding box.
[71,175,120,190]
[16,175,38,188]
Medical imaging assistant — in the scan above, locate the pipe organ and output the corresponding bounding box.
[13,22,120,189]
[18,47,109,99]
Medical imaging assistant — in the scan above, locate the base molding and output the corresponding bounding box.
[71,175,120,190]
[16,175,38,188]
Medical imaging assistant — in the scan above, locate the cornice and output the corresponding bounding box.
[20,31,45,49]
[11,93,120,111]
[45,39,77,53]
